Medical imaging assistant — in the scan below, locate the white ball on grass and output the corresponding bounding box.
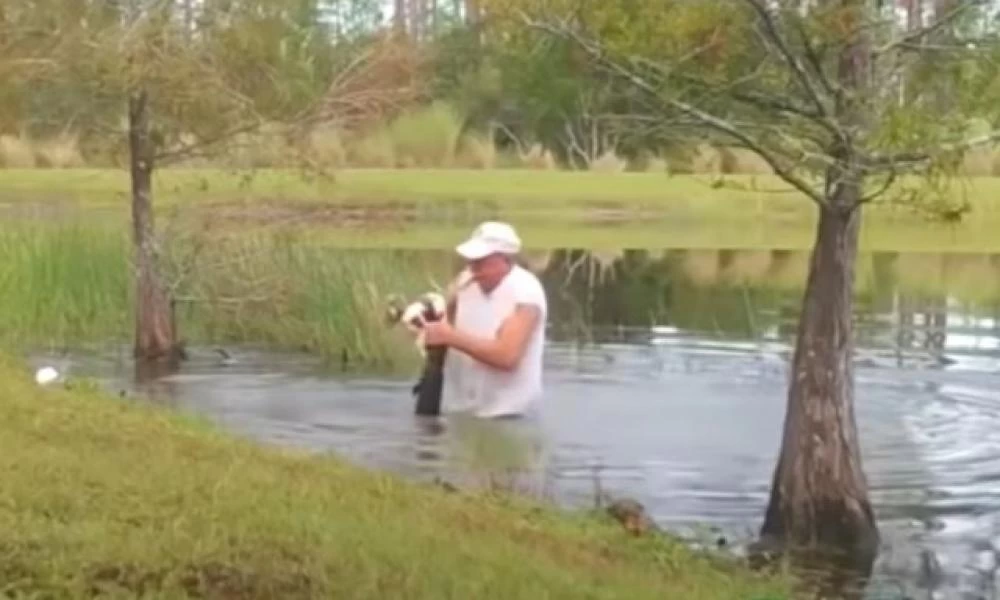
[35,366,59,386]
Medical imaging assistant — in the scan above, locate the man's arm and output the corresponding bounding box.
[447,303,540,372]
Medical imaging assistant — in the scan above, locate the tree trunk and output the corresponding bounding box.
[129,88,177,362]
[759,191,879,567]
[183,0,194,40]
[465,0,479,26]
[430,0,438,37]
[758,1,879,575]
[414,0,425,40]
[394,0,406,34]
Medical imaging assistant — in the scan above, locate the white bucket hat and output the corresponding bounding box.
[455,221,522,260]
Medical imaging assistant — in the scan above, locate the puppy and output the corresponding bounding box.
[387,292,448,356]
[385,291,449,416]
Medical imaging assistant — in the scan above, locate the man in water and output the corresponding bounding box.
[421,221,548,418]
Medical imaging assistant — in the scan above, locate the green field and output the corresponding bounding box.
[3,168,998,253]
[0,355,790,599]
[4,167,815,206]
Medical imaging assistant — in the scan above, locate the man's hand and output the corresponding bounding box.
[422,320,454,347]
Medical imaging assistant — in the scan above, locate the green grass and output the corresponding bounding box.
[0,223,131,347]
[281,218,999,253]
[3,167,783,209]
[3,168,1000,253]
[0,354,791,599]
[0,222,452,368]
[2,166,1000,211]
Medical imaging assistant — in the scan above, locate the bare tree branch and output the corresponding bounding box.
[154,119,264,162]
[562,116,590,166]
[490,120,528,155]
[790,16,837,99]
[608,54,838,157]
[893,39,994,53]
[295,35,426,132]
[665,1,848,149]
[742,0,837,127]
[874,0,984,56]
[622,30,833,130]
[522,14,828,207]
[869,130,1000,166]
[647,57,825,122]
[858,166,898,205]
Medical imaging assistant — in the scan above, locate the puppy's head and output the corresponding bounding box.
[420,292,447,321]
[388,292,448,333]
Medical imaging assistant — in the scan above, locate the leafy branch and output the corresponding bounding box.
[873,0,986,56]
[521,13,829,207]
[870,130,1000,167]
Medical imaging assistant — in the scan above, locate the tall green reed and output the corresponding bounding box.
[1,221,450,370]
[0,222,131,349]
[175,230,451,368]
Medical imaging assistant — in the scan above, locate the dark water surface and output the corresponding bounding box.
[30,248,1000,599]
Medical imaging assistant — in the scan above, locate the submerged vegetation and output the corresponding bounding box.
[0,355,791,599]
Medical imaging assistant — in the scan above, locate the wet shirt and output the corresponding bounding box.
[441,265,547,418]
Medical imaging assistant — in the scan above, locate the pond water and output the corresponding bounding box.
[30,247,1000,599]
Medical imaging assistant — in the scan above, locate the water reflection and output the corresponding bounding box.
[29,247,1000,599]
[537,248,1000,346]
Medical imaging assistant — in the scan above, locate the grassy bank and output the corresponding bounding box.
[0,222,451,368]
[2,167,825,216]
[3,168,1000,253]
[5,167,1000,212]
[0,355,790,599]
[281,218,999,254]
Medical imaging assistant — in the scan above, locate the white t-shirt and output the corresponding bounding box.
[441,264,547,418]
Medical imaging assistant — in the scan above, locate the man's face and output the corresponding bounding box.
[466,253,510,292]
